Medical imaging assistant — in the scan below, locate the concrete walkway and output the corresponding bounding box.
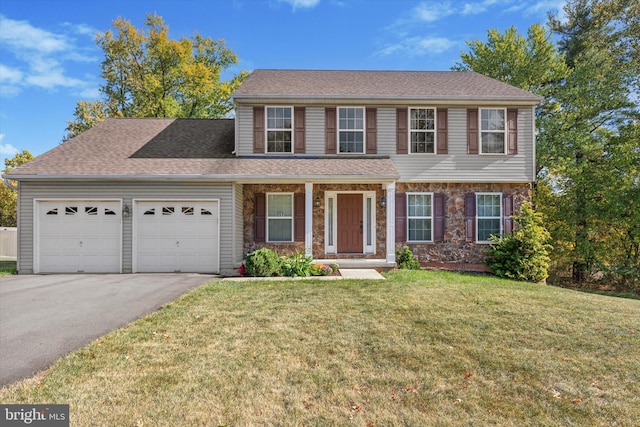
[222,269,385,281]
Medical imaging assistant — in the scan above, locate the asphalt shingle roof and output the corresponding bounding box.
[6,118,398,180]
[232,69,542,102]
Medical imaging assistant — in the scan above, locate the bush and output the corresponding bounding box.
[280,251,313,277]
[485,203,552,282]
[397,246,420,270]
[329,263,340,273]
[311,264,333,276]
[244,248,281,277]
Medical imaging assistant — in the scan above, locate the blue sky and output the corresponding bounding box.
[0,0,567,167]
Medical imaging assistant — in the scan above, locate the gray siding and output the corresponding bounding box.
[18,181,235,274]
[236,104,253,156]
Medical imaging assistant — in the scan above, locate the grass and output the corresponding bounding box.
[1,270,639,426]
[0,259,17,275]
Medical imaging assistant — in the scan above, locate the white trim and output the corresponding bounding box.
[305,183,313,257]
[337,106,366,154]
[324,190,376,255]
[408,107,437,155]
[132,199,221,273]
[479,107,507,155]
[406,192,434,243]
[385,182,396,264]
[266,192,294,243]
[33,198,123,274]
[265,106,294,154]
[476,192,503,243]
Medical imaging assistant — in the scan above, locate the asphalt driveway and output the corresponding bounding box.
[0,274,216,387]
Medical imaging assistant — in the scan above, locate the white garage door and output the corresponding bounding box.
[37,201,121,273]
[134,201,219,273]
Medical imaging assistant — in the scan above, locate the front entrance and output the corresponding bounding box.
[337,194,363,253]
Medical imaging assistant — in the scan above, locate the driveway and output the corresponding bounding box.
[0,274,216,387]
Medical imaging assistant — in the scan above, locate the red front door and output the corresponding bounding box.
[337,194,363,253]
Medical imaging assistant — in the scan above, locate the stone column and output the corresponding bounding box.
[385,182,396,264]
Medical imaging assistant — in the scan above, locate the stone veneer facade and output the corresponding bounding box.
[243,182,531,268]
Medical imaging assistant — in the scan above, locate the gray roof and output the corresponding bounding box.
[6,118,398,181]
[232,69,542,103]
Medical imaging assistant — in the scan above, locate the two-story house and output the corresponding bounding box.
[5,69,541,275]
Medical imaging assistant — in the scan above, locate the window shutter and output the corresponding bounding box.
[467,108,479,155]
[503,194,514,235]
[396,108,408,154]
[465,193,476,242]
[434,193,446,242]
[294,107,306,154]
[253,107,265,154]
[436,108,448,154]
[294,193,305,242]
[507,108,518,155]
[366,107,377,154]
[325,107,337,154]
[395,192,407,242]
[254,193,266,242]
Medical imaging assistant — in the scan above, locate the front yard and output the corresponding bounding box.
[1,270,638,425]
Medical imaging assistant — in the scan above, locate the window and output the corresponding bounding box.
[477,193,502,242]
[407,193,433,241]
[266,107,292,153]
[267,193,293,242]
[409,108,436,154]
[338,107,364,153]
[480,108,506,154]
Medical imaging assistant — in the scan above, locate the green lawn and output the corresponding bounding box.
[1,270,638,426]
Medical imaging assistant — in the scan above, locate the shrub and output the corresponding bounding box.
[485,203,552,283]
[311,264,333,276]
[396,246,420,270]
[244,248,281,277]
[280,251,313,277]
[329,263,340,273]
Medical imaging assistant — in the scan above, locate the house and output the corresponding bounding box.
[4,69,541,275]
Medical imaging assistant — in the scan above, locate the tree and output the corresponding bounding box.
[65,14,248,139]
[0,150,34,226]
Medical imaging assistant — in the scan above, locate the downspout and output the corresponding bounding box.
[2,176,18,191]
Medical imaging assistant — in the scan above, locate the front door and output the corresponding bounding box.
[337,194,363,253]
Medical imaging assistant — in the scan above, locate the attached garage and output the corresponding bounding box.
[35,200,122,273]
[134,200,220,273]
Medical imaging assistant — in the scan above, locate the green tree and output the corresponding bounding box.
[0,150,34,226]
[65,14,247,140]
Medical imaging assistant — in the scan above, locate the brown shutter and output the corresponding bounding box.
[395,192,407,242]
[294,193,305,242]
[434,193,446,242]
[325,107,336,154]
[507,108,518,155]
[467,108,479,155]
[436,108,448,154]
[465,193,476,242]
[366,107,377,154]
[254,193,266,242]
[294,107,306,154]
[253,106,264,154]
[396,108,408,154]
[503,194,514,235]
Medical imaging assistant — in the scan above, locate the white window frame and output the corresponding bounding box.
[266,193,294,242]
[476,192,502,243]
[479,108,507,155]
[265,106,294,154]
[407,192,434,242]
[337,106,365,154]
[408,107,437,154]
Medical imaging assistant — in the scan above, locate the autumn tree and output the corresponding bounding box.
[65,14,247,139]
[0,150,34,226]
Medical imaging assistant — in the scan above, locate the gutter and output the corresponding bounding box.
[2,175,18,191]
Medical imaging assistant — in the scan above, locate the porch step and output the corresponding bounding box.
[313,258,395,270]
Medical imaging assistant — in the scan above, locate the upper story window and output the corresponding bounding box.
[477,193,502,242]
[480,108,506,154]
[266,107,293,153]
[338,107,364,153]
[409,108,436,154]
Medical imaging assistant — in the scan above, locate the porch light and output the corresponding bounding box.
[122,203,130,218]
[314,196,321,207]
[380,195,386,208]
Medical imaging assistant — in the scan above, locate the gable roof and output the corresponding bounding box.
[6,118,398,182]
[232,69,542,104]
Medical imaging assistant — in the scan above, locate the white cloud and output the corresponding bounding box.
[377,36,458,58]
[413,2,456,23]
[0,14,99,97]
[279,0,321,10]
[0,135,19,157]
